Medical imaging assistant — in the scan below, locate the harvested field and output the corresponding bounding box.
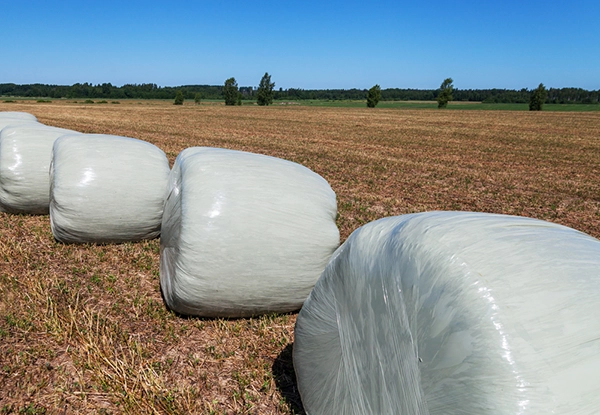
[1,100,599,414]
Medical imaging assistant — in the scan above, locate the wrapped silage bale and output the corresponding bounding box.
[294,211,600,415]
[50,134,170,243]
[160,147,340,317]
[0,111,38,130]
[0,123,80,214]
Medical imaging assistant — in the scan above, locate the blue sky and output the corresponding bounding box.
[2,0,599,90]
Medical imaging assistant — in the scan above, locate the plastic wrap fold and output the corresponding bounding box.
[160,147,340,317]
[294,211,600,415]
[49,134,170,243]
[0,124,80,214]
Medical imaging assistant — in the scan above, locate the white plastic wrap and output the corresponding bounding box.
[160,147,340,317]
[0,123,80,214]
[0,111,38,130]
[49,134,170,243]
[294,211,600,415]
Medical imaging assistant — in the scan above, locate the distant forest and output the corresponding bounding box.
[1,82,599,104]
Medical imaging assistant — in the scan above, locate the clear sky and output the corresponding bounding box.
[2,0,598,90]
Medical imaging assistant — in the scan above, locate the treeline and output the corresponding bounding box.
[1,82,599,104]
[0,83,225,100]
[274,87,600,104]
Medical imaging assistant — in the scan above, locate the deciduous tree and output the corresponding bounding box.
[529,83,548,111]
[223,77,239,106]
[366,84,381,108]
[174,90,184,105]
[437,78,454,108]
[257,72,275,106]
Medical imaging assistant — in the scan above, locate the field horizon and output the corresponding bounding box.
[4,96,600,112]
[1,100,599,414]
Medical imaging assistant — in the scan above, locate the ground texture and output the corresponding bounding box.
[1,100,599,414]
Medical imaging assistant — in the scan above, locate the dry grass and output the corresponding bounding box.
[1,100,599,414]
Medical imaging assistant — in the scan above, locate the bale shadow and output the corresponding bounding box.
[273,343,305,414]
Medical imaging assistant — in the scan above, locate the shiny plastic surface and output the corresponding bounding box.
[0,112,38,131]
[0,123,80,214]
[49,134,170,243]
[160,147,340,317]
[294,211,600,415]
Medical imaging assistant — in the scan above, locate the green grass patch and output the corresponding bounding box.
[539,103,600,112]
[274,99,600,112]
[290,99,367,108]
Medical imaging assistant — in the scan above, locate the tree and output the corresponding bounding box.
[223,77,239,106]
[174,90,184,105]
[194,92,202,104]
[366,84,381,108]
[529,83,548,111]
[256,72,275,106]
[437,78,454,108]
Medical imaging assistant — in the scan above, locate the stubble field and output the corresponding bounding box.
[1,100,599,414]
